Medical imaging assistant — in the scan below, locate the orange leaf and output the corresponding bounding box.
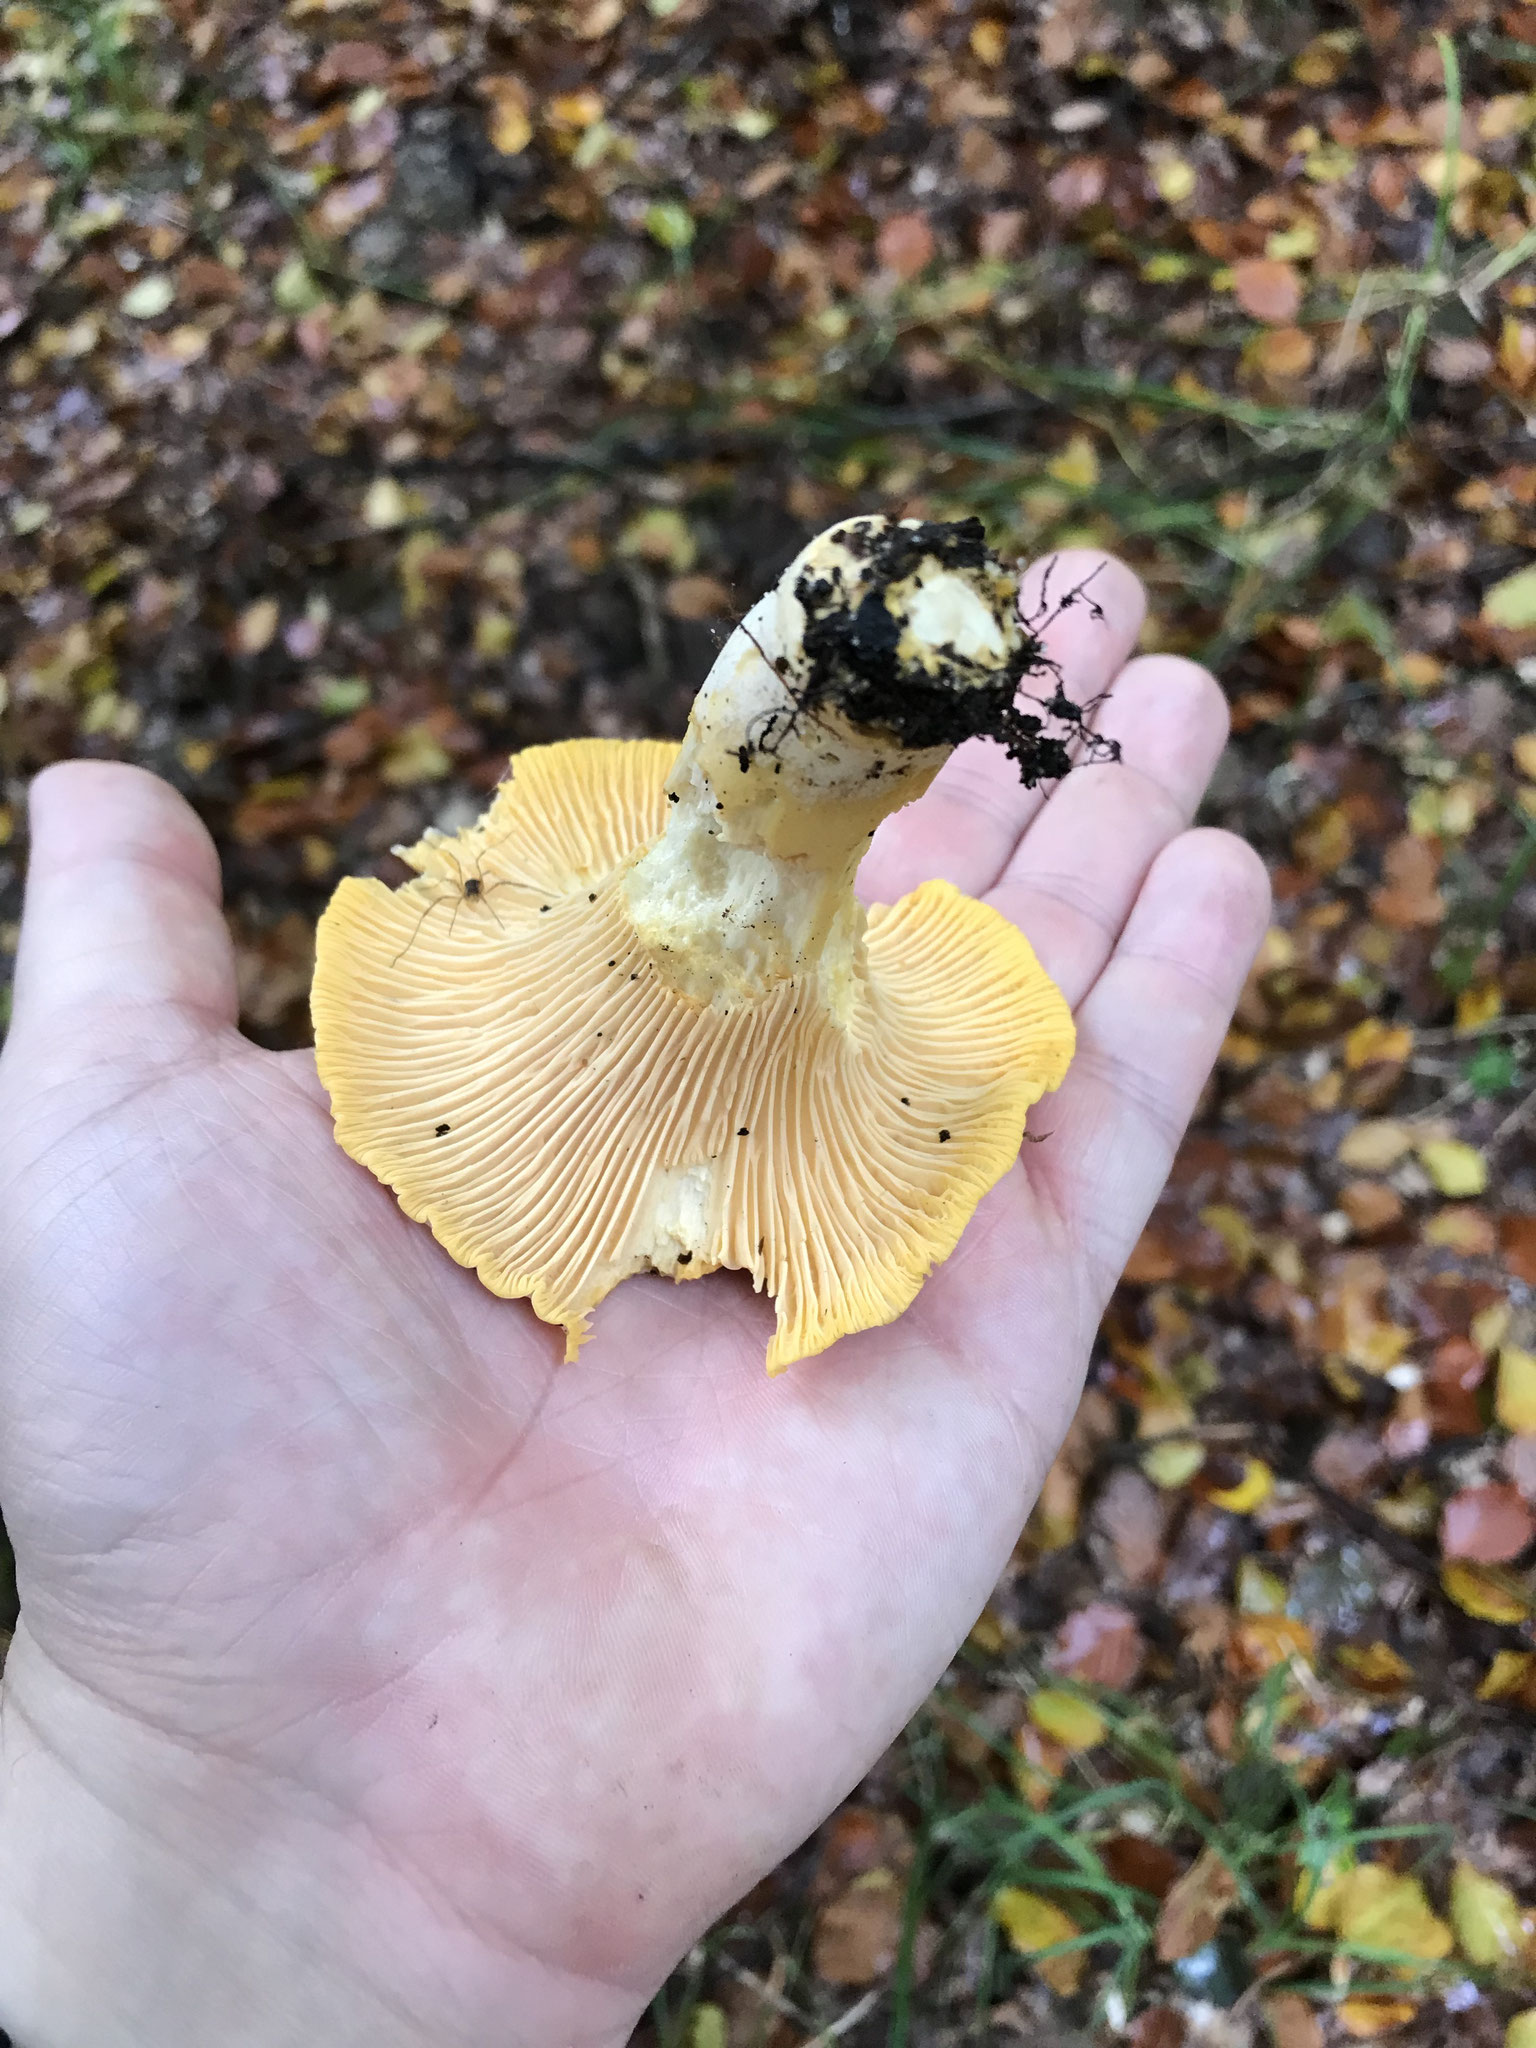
[1156,1847,1239,1960]
[1231,256,1304,323]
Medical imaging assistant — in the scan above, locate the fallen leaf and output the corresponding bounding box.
[1345,1019,1414,1070]
[1320,1863,1454,1963]
[664,574,733,619]
[992,1887,1084,1995]
[1418,1139,1487,1198]
[1049,1602,1146,1687]
[1231,257,1304,323]
[1337,1120,1412,1172]
[121,273,175,319]
[1486,565,1536,631]
[1342,1182,1405,1234]
[1450,1861,1533,1967]
[1417,148,1484,195]
[1335,1641,1414,1692]
[1265,1992,1323,2048]
[1499,1347,1536,1434]
[1131,2008,1187,2048]
[1371,835,1444,930]
[1423,1207,1496,1256]
[1093,1466,1167,1585]
[1156,1847,1239,1961]
[483,76,533,156]
[1027,1687,1107,1751]
[1442,1484,1535,1564]
[876,212,935,280]
[234,597,279,656]
[1227,1616,1315,1678]
[1478,1649,1536,1702]
[1338,1997,1419,2038]
[1508,2010,1536,2048]
[812,1869,904,1985]
[1442,1560,1532,1624]
[1102,1835,1184,1901]
[379,724,452,786]
[619,506,696,572]
[362,477,408,529]
[1206,1456,1274,1514]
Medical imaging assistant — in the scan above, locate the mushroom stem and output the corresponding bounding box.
[622,516,1031,1014]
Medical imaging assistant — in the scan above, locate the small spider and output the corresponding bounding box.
[391,835,521,966]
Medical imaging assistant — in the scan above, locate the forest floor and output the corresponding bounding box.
[5,0,1536,2043]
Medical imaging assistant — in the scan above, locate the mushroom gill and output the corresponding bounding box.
[313,516,1089,1370]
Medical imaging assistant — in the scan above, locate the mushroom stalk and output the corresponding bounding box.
[622,517,1031,1015]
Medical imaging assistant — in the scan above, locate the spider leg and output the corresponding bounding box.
[391,891,447,967]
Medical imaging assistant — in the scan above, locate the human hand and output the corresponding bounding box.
[0,552,1268,2048]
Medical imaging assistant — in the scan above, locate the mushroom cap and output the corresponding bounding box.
[313,738,1073,1371]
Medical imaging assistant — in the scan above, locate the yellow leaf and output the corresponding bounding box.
[1027,1688,1107,1752]
[992,1888,1084,1995]
[1486,565,1536,632]
[1335,1641,1414,1692]
[1333,1864,1454,1964]
[1418,149,1484,196]
[1339,1997,1420,2038]
[380,724,452,787]
[1451,1861,1532,1966]
[1149,152,1197,205]
[1236,1557,1289,1614]
[1499,1348,1536,1435]
[1417,1139,1487,1198]
[1507,2009,1536,2048]
[483,78,532,156]
[1458,983,1503,1031]
[1142,1438,1206,1489]
[618,505,697,572]
[691,2005,727,2048]
[1296,1852,1356,1930]
[1516,734,1536,780]
[1202,1202,1258,1269]
[1207,1457,1274,1514]
[1442,1560,1533,1625]
[1337,1120,1411,1172]
[1479,1650,1536,1702]
[362,477,409,530]
[1345,1019,1414,1070]
[1046,432,1100,493]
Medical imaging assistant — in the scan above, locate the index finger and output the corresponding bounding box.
[857,549,1146,907]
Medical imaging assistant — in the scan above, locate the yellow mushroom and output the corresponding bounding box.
[313,516,1081,1371]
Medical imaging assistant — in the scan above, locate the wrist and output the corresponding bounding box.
[0,1632,639,2048]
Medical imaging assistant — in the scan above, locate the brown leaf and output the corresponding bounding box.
[1156,1847,1239,1961]
[876,212,934,280]
[1130,2008,1187,2048]
[312,40,390,87]
[1441,1482,1536,1564]
[812,1870,904,1985]
[1232,257,1304,324]
[1103,1835,1185,1901]
[1049,1601,1146,1688]
[1340,1181,1405,1236]
[1370,834,1444,930]
[664,574,734,620]
[1502,1214,1536,1285]
[1093,1466,1167,1586]
[1265,1992,1324,2048]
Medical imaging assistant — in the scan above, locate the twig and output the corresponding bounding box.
[1492,1082,1536,1152]
[807,1988,883,2043]
[1413,1016,1536,1047]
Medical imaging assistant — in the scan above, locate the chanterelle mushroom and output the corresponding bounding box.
[313,515,1099,1370]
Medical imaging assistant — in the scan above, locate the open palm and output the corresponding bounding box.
[0,554,1267,2048]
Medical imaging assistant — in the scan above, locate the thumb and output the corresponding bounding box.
[10,762,238,1042]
